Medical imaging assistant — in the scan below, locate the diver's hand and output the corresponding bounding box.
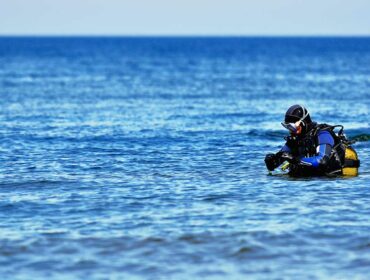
[289,161,312,177]
[280,153,301,165]
[265,153,279,171]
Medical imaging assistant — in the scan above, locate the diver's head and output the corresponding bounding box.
[281,104,312,135]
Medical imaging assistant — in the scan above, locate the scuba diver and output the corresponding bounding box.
[265,104,360,177]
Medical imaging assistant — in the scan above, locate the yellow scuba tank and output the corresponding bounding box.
[342,146,360,176]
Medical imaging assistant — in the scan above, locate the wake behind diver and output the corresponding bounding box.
[265,105,360,177]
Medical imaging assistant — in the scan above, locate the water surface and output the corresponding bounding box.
[0,37,370,279]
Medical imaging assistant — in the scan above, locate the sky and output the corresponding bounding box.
[0,0,369,36]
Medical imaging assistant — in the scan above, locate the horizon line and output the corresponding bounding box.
[1,34,370,38]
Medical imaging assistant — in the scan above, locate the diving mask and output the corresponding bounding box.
[281,121,302,134]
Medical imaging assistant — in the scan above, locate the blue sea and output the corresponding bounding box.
[0,37,369,279]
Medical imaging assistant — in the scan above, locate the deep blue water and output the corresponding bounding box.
[0,37,370,279]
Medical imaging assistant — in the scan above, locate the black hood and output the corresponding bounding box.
[284,104,312,124]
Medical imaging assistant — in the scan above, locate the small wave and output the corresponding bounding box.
[350,134,370,142]
[0,180,73,188]
[231,246,254,256]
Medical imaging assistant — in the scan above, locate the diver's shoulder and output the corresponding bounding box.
[315,124,336,145]
[317,130,332,136]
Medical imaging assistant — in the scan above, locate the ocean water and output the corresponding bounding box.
[0,37,369,279]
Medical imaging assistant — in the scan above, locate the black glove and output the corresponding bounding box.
[280,153,301,165]
[265,153,279,171]
[289,161,312,177]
